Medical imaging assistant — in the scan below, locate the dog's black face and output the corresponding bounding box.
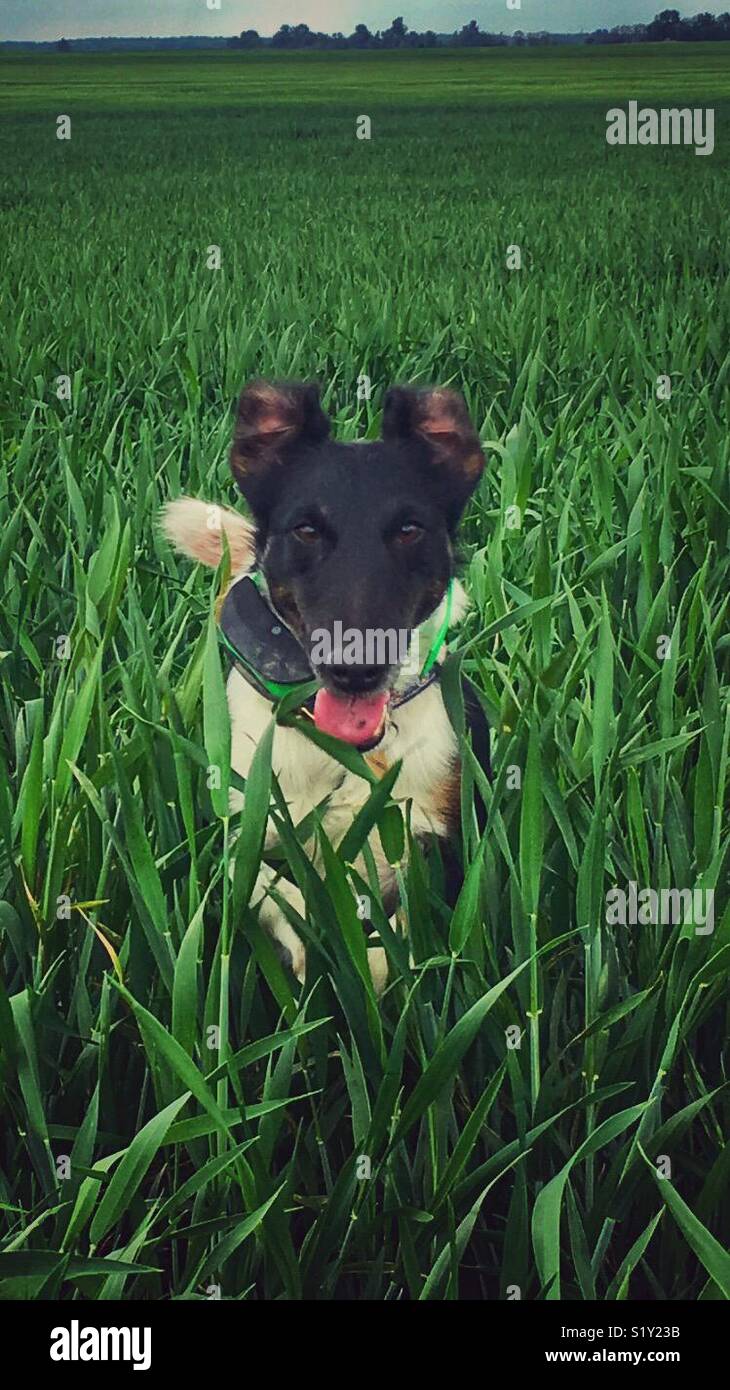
[230,381,484,743]
[260,443,454,693]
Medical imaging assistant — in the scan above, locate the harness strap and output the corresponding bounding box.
[390,669,440,711]
[232,658,318,712]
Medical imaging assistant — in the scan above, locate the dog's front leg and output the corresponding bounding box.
[235,842,390,993]
[249,863,308,983]
[247,857,389,994]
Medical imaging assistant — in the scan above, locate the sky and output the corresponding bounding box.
[0,1,716,42]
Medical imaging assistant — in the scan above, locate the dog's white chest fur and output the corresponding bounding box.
[227,666,460,844]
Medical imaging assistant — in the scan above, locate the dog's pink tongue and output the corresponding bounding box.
[313,689,389,745]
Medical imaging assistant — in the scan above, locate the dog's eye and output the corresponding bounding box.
[395,522,425,545]
[292,523,319,543]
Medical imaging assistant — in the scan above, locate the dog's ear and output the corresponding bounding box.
[382,386,484,524]
[230,380,330,509]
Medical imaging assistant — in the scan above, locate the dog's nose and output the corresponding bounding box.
[327,664,389,694]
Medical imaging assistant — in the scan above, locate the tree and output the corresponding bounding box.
[295,24,319,48]
[647,9,682,40]
[272,24,294,48]
[350,23,373,49]
[239,30,261,48]
[459,20,482,47]
[382,16,408,48]
[57,37,71,52]
[686,12,718,40]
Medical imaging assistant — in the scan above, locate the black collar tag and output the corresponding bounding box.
[219,577,313,687]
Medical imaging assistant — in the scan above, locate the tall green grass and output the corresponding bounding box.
[0,49,728,1299]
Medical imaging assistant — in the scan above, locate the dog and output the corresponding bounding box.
[162,380,490,992]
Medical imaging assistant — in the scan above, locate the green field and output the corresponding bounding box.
[2,42,730,109]
[0,45,728,1302]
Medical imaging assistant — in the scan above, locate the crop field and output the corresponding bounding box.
[0,44,728,1302]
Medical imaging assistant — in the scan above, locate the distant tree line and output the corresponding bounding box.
[586,8,730,42]
[227,18,442,50]
[227,18,519,50]
[44,10,730,54]
[224,11,730,51]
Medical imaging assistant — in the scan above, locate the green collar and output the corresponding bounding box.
[420,574,453,678]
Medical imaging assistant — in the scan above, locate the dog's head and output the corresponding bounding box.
[226,379,484,745]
